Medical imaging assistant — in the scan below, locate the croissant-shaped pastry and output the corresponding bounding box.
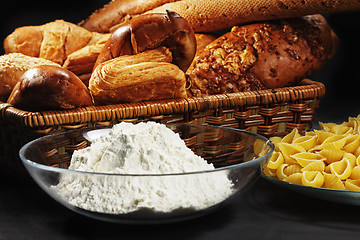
[4,20,105,65]
[89,47,187,105]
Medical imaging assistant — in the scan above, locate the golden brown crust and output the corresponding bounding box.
[194,33,218,55]
[186,15,339,97]
[0,53,61,101]
[147,0,360,32]
[89,47,186,105]
[78,0,178,33]
[94,11,196,72]
[63,34,111,77]
[4,20,94,65]
[7,65,93,111]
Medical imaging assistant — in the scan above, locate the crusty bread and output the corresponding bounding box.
[79,0,360,33]
[0,53,60,101]
[7,65,93,111]
[79,0,177,33]
[147,0,360,32]
[94,11,196,72]
[4,20,105,65]
[89,47,186,105]
[186,15,339,96]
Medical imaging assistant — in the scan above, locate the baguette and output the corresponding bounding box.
[79,0,360,33]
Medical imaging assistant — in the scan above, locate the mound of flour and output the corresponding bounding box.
[53,122,233,214]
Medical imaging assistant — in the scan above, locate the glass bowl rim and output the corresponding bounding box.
[19,124,275,177]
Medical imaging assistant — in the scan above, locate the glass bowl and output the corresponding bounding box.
[19,123,274,224]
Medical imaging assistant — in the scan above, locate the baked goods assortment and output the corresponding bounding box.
[1,0,359,111]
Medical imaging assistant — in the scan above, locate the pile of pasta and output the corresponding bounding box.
[263,115,360,191]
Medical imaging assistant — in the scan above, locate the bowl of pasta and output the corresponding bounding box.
[262,115,360,205]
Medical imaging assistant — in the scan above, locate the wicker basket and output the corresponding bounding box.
[0,79,325,174]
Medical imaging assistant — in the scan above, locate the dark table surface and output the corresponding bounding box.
[1,1,360,239]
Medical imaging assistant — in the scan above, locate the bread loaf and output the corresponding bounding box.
[79,0,177,33]
[79,0,360,33]
[4,20,106,65]
[7,65,93,111]
[186,15,339,97]
[89,47,186,105]
[94,11,196,72]
[0,53,61,101]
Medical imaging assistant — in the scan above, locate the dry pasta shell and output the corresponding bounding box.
[253,139,270,157]
[276,164,302,180]
[269,136,282,152]
[324,164,331,173]
[291,152,326,167]
[300,160,325,172]
[356,155,360,166]
[343,153,356,167]
[350,166,360,180]
[266,151,284,170]
[284,173,302,185]
[263,167,277,178]
[331,124,353,135]
[319,122,337,132]
[314,130,334,145]
[292,135,317,151]
[310,135,347,152]
[343,135,360,153]
[318,149,345,164]
[354,148,360,158]
[278,143,305,164]
[346,117,360,134]
[305,131,316,137]
[323,172,345,190]
[345,179,360,191]
[301,171,324,188]
[281,128,301,144]
[329,157,353,180]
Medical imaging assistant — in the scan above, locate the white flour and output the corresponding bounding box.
[53,122,233,214]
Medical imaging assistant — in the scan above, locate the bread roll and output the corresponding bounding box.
[0,53,60,102]
[186,15,339,97]
[63,34,111,80]
[89,47,186,105]
[7,65,93,111]
[79,0,177,33]
[94,11,196,72]
[4,20,105,65]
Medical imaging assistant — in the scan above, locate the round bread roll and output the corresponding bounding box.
[0,53,61,102]
[7,65,94,111]
[94,11,196,72]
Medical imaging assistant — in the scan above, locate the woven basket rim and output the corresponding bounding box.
[0,79,325,128]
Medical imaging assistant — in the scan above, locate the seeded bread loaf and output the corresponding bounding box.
[186,15,339,96]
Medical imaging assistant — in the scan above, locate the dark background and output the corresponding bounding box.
[1,1,360,239]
